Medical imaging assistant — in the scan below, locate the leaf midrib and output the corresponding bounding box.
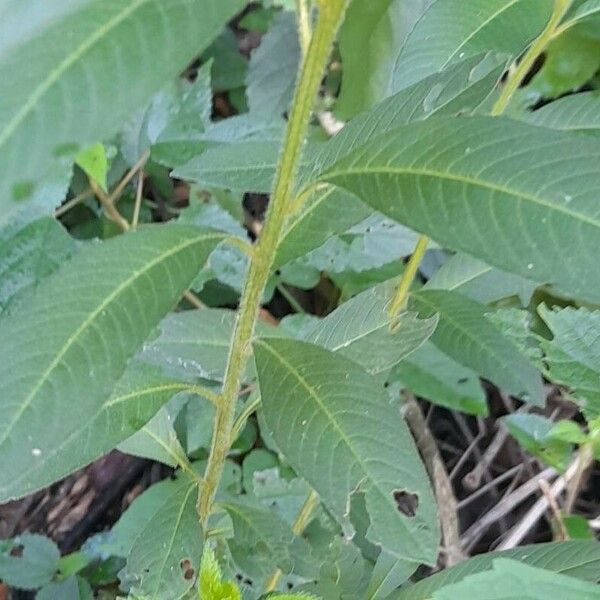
[0,0,150,151]
[0,231,223,448]
[256,339,428,559]
[323,164,600,229]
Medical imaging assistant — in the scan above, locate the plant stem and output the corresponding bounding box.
[265,489,320,592]
[197,0,349,527]
[388,235,429,319]
[295,0,312,57]
[230,394,262,444]
[491,0,573,115]
[131,170,144,229]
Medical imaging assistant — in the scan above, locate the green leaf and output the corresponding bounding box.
[99,477,185,559]
[365,552,418,600]
[141,308,273,383]
[307,53,506,183]
[425,252,537,305]
[318,115,600,304]
[411,289,543,404]
[0,224,225,502]
[0,534,59,590]
[432,558,600,599]
[525,91,600,134]
[392,342,487,416]
[392,541,600,599]
[75,143,109,191]
[36,576,93,600]
[526,25,600,99]
[538,305,600,419]
[199,544,241,600]
[0,217,76,312]
[503,413,572,471]
[152,61,213,167]
[273,187,370,269]
[0,0,245,225]
[389,0,554,92]
[301,279,438,374]
[254,337,440,564]
[124,477,202,600]
[220,496,295,581]
[246,10,300,117]
[118,401,188,468]
[336,0,434,118]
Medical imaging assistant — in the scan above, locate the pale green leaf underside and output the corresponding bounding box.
[0,224,224,502]
[389,0,553,92]
[392,540,600,599]
[301,279,438,374]
[0,0,244,225]
[254,337,439,565]
[411,289,543,404]
[319,115,600,303]
[525,91,600,134]
[433,558,600,599]
[221,496,295,579]
[126,478,202,600]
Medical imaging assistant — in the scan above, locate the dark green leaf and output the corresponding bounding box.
[0,224,225,502]
[254,337,440,564]
[0,534,59,590]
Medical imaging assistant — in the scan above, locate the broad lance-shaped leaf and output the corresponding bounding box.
[392,541,600,600]
[254,337,440,564]
[305,53,506,183]
[0,224,225,502]
[410,289,543,404]
[301,279,438,374]
[124,477,202,600]
[432,559,600,600]
[388,0,554,92]
[2,362,193,501]
[318,115,600,304]
[538,305,600,419]
[0,0,245,225]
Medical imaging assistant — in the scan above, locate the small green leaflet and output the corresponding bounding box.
[0,534,60,590]
[254,337,440,565]
[392,342,487,416]
[389,0,554,92]
[0,0,245,225]
[317,115,600,304]
[410,289,543,404]
[538,305,600,419]
[0,224,225,502]
[124,477,203,600]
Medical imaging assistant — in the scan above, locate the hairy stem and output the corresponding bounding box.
[295,0,312,57]
[491,0,573,115]
[198,0,349,526]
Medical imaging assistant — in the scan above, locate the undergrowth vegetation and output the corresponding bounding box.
[1,0,600,598]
